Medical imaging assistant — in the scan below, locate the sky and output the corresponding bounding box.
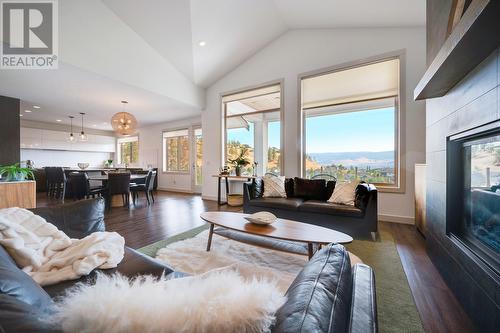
[227,107,395,153]
[306,107,395,153]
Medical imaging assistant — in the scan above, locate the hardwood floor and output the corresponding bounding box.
[386,223,477,333]
[37,190,477,333]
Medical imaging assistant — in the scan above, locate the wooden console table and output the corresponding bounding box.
[212,175,255,205]
[0,181,36,209]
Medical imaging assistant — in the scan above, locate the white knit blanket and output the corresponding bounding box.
[0,207,125,286]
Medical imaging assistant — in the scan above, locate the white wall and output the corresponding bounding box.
[136,116,201,192]
[202,28,427,223]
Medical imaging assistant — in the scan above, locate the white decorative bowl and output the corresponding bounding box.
[77,163,89,170]
[244,211,277,225]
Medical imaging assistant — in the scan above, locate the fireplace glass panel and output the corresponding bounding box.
[463,135,500,256]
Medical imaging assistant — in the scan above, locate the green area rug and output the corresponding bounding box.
[138,225,424,333]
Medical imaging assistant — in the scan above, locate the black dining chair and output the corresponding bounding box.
[130,170,156,205]
[45,167,67,200]
[68,172,104,200]
[104,172,131,209]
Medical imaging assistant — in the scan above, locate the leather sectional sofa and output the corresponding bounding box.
[0,198,377,332]
[244,177,378,239]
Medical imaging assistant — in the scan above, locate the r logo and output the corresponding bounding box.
[2,2,53,54]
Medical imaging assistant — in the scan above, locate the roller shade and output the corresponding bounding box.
[222,84,280,103]
[162,129,188,138]
[302,58,399,110]
[224,84,281,117]
[305,97,396,118]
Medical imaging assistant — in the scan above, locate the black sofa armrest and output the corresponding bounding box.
[272,244,354,333]
[29,198,105,239]
[348,264,378,333]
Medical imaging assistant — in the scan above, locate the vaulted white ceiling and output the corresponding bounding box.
[0,0,425,130]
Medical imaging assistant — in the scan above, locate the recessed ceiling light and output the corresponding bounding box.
[198,41,206,47]
[24,110,32,113]
[56,119,62,122]
[19,114,23,117]
[33,105,41,109]
[92,124,97,127]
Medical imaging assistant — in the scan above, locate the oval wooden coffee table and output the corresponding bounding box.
[200,211,353,260]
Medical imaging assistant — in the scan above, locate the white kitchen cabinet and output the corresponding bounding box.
[20,127,116,153]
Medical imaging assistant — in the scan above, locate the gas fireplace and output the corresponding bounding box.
[448,121,500,275]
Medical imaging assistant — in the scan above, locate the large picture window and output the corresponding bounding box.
[301,58,401,189]
[163,129,189,172]
[117,136,139,165]
[223,83,282,176]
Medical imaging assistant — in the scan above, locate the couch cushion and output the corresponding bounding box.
[0,294,60,333]
[299,200,364,217]
[29,198,105,239]
[355,183,371,211]
[284,178,295,197]
[293,178,326,200]
[254,178,265,198]
[248,197,304,210]
[43,247,176,298]
[324,180,336,201]
[272,244,352,333]
[0,246,53,309]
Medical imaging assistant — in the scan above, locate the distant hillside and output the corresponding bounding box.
[308,151,394,168]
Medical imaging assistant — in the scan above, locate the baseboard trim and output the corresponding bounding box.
[201,195,218,201]
[379,214,415,225]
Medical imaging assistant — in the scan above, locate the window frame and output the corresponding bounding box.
[116,136,139,165]
[298,51,406,193]
[221,80,285,176]
[162,128,190,174]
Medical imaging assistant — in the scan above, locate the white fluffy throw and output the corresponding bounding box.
[54,269,286,333]
[0,207,124,286]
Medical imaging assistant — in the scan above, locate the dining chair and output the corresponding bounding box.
[105,172,131,209]
[45,167,67,201]
[130,170,157,205]
[68,172,104,200]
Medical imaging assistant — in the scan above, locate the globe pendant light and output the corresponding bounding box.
[68,116,75,142]
[79,112,88,142]
[111,101,137,136]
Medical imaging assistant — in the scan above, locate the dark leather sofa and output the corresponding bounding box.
[0,198,377,333]
[244,178,378,239]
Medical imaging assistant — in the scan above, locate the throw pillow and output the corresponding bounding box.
[263,176,286,198]
[323,180,337,201]
[293,178,326,200]
[328,182,357,206]
[53,270,286,333]
[284,178,295,198]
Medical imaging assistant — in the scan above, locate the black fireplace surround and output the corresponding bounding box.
[447,122,500,277]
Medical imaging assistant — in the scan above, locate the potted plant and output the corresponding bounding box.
[0,163,35,182]
[228,147,250,176]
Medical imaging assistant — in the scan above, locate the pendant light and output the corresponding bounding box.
[79,112,88,142]
[68,116,75,142]
[111,100,137,136]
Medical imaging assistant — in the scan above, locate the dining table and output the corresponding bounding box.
[88,174,147,181]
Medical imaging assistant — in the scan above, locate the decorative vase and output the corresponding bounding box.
[235,166,241,176]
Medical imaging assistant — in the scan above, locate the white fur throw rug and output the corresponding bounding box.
[54,269,286,333]
[155,230,362,294]
[0,207,124,286]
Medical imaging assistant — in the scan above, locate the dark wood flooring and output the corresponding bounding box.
[37,190,477,333]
